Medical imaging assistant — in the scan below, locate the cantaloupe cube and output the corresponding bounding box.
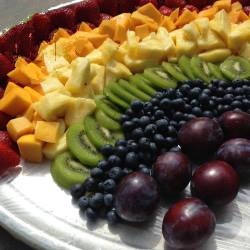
[175,9,197,27]
[131,11,158,31]
[50,28,70,43]
[7,68,30,86]
[7,117,34,141]
[213,0,231,11]
[198,6,218,19]
[98,19,117,39]
[24,87,42,102]
[170,8,180,22]
[137,3,162,24]
[34,121,60,143]
[17,134,43,163]
[231,1,242,11]
[31,85,44,95]
[0,88,32,116]
[24,105,36,121]
[75,37,95,56]
[113,14,132,43]
[78,22,93,32]
[161,16,176,31]
[135,24,151,39]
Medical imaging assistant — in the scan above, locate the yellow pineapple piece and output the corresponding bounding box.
[34,121,60,143]
[198,48,231,62]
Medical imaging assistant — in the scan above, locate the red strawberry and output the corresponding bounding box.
[138,0,158,7]
[0,142,20,174]
[74,0,101,26]
[244,6,250,14]
[0,28,18,57]
[0,112,11,130]
[159,5,173,15]
[183,4,198,11]
[0,131,16,149]
[118,0,139,13]
[165,0,186,8]
[0,53,14,80]
[31,13,52,43]
[100,13,113,20]
[48,8,76,31]
[0,87,4,98]
[241,0,250,6]
[186,0,207,9]
[99,0,118,16]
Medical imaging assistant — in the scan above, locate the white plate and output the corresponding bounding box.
[1,1,250,249]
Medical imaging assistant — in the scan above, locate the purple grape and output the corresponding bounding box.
[178,117,224,159]
[217,138,250,173]
[115,172,159,222]
[153,152,192,194]
[162,198,216,249]
[191,160,239,206]
[218,111,250,139]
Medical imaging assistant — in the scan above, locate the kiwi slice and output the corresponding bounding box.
[109,82,139,104]
[143,67,177,89]
[118,79,151,101]
[190,57,210,84]
[178,55,196,80]
[104,87,130,109]
[51,152,90,189]
[220,56,250,80]
[95,96,122,121]
[95,109,121,131]
[129,74,156,96]
[67,123,103,167]
[207,62,225,80]
[162,62,189,82]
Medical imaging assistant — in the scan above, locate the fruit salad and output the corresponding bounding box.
[1,0,250,249]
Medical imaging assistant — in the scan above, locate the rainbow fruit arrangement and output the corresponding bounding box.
[1,0,250,248]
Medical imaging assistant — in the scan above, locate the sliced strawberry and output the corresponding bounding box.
[0,112,11,130]
[0,87,4,98]
[0,53,14,80]
[48,8,76,31]
[186,0,207,9]
[99,0,118,16]
[74,0,101,26]
[100,13,113,20]
[244,6,250,14]
[241,0,250,6]
[118,0,139,13]
[31,13,52,43]
[0,28,18,57]
[138,0,158,7]
[165,0,186,8]
[0,142,20,174]
[0,131,17,150]
[159,5,173,15]
[183,4,198,12]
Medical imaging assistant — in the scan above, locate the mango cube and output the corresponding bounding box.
[35,121,60,143]
[24,87,43,102]
[135,24,151,39]
[7,117,34,141]
[137,3,162,24]
[17,134,43,163]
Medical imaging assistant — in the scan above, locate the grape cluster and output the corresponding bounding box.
[70,79,250,223]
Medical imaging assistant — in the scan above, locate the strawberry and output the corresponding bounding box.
[244,6,250,14]
[186,0,208,9]
[74,0,101,26]
[183,4,198,12]
[0,142,20,174]
[0,87,4,98]
[0,112,11,130]
[138,0,158,7]
[0,28,18,57]
[0,53,14,80]
[241,0,250,6]
[118,0,139,13]
[159,5,173,15]
[99,0,118,16]
[48,8,76,31]
[165,0,186,8]
[31,13,52,43]
[100,13,113,20]
[0,131,16,149]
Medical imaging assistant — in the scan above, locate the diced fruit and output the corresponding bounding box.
[165,0,186,8]
[175,9,197,27]
[34,121,60,143]
[159,6,173,16]
[99,0,118,16]
[17,134,43,163]
[213,0,231,11]
[41,77,65,94]
[23,87,42,102]
[137,3,161,24]
[198,6,218,19]
[7,117,34,141]
[198,48,231,62]
[0,54,15,80]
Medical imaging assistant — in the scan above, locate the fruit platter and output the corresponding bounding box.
[2,0,250,249]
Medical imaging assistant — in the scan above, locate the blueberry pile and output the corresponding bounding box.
[70,79,250,223]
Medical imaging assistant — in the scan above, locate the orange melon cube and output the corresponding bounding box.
[170,8,180,22]
[34,121,60,143]
[137,3,162,24]
[198,6,218,19]
[78,22,93,32]
[175,9,197,27]
[131,11,158,31]
[161,16,176,31]
[135,24,151,39]
[24,87,43,102]
[213,0,231,11]
[4,82,22,96]
[231,1,243,11]
[75,37,95,56]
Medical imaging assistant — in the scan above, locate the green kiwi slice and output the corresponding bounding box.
[118,79,151,101]
[95,96,122,121]
[95,109,121,131]
[178,55,196,80]
[104,87,130,109]
[129,74,156,96]
[50,151,90,189]
[190,57,210,83]
[207,62,225,80]
[143,67,177,89]
[162,62,189,82]
[66,123,103,167]
[220,56,250,80]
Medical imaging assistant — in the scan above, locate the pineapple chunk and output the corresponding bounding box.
[182,22,200,41]
[43,55,70,74]
[175,30,197,56]
[198,48,231,62]
[35,121,61,143]
[240,43,250,59]
[194,18,210,36]
[49,66,72,84]
[41,77,65,94]
[89,64,105,94]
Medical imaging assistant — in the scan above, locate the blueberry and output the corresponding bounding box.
[140,167,151,175]
[231,100,242,109]
[139,116,150,127]
[165,136,177,148]
[70,184,85,200]
[242,99,250,109]
[191,107,202,116]
[179,84,191,94]
[86,208,97,221]
[125,108,133,116]
[78,196,89,210]
[234,87,244,95]
[156,119,168,132]
[155,91,165,100]
[160,98,171,110]
[235,95,243,101]
[89,193,104,209]
[120,114,129,123]
[131,117,140,126]
[125,152,139,168]
[85,177,97,192]
[131,128,144,140]
[190,99,199,106]
[175,90,183,98]
[223,94,233,104]
[208,100,216,109]
[187,114,196,120]
[153,133,165,147]
[169,120,178,128]
[173,112,184,122]
[127,140,139,152]
[225,86,234,94]
[202,110,213,118]
[103,179,116,193]
[139,137,151,150]
[108,155,121,166]
[131,100,144,112]
[144,102,153,112]
[184,104,192,112]
[189,87,201,98]
[116,146,128,158]
[98,182,104,191]
[102,194,113,209]
[198,93,209,104]
[168,125,177,137]
[144,124,157,137]
[91,168,104,179]
[98,160,110,171]
[101,145,115,157]
[138,164,150,170]
[106,210,119,225]
[202,89,212,95]
[178,120,186,128]
[216,87,225,97]
[155,109,165,119]
[115,139,127,147]
[149,142,158,154]
[122,121,134,132]
[151,97,159,106]
[122,168,133,175]
[108,167,123,180]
